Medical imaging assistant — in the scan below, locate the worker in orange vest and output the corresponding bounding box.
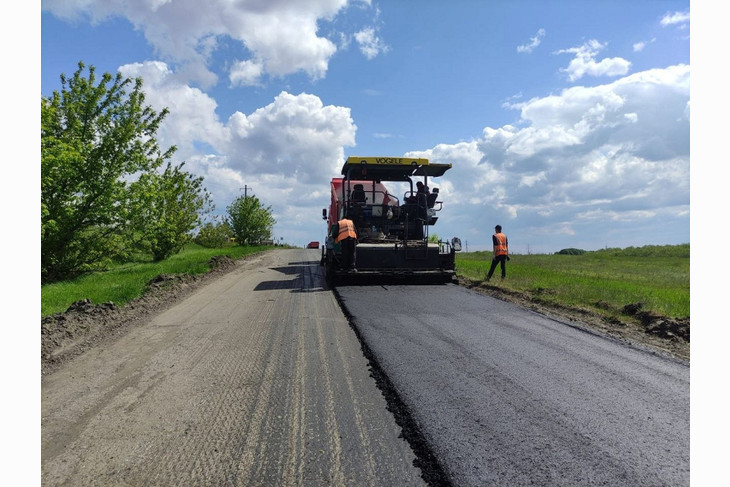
[336,218,358,272]
[487,224,509,281]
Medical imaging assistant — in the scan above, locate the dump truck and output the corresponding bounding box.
[321,156,461,284]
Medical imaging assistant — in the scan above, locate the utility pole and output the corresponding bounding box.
[241,185,252,198]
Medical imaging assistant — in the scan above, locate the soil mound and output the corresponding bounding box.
[622,302,690,342]
[208,255,235,269]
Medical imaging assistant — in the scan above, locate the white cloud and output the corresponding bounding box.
[413,65,689,253]
[224,91,356,183]
[556,39,631,82]
[661,10,690,28]
[118,61,357,236]
[354,27,389,59]
[519,172,546,188]
[229,60,264,87]
[217,91,357,234]
[633,38,655,52]
[43,0,349,87]
[517,28,545,54]
[119,61,229,156]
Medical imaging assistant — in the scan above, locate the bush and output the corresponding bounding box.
[195,222,233,248]
[557,248,586,255]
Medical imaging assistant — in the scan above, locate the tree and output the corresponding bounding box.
[227,195,276,245]
[127,162,212,260]
[195,219,233,248]
[41,61,208,281]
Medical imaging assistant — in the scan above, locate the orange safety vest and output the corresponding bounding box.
[336,219,357,242]
[493,233,508,256]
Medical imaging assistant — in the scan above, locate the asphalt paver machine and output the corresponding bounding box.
[321,156,461,284]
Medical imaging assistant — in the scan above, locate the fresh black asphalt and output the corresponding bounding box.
[336,282,690,486]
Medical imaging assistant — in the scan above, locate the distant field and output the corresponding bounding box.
[41,244,270,317]
[456,244,689,320]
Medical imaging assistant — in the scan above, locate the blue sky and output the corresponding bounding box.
[40,0,692,253]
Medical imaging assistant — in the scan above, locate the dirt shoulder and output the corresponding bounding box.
[41,255,240,375]
[41,260,688,376]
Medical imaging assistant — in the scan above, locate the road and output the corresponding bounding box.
[42,249,690,486]
[337,281,690,486]
[42,249,426,486]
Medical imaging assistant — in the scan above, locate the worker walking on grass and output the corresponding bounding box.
[487,224,509,281]
[336,218,358,272]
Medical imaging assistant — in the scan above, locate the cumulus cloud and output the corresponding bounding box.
[661,10,690,28]
[225,91,356,183]
[229,60,264,87]
[633,38,655,52]
[354,27,389,59]
[119,61,357,239]
[517,28,545,54]
[556,39,631,82]
[43,0,349,87]
[119,61,229,156]
[410,65,689,253]
[219,90,357,234]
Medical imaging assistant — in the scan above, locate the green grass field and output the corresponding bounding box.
[456,244,689,320]
[41,244,270,317]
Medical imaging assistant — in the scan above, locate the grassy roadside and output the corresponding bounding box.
[43,243,689,326]
[41,243,271,317]
[455,244,689,321]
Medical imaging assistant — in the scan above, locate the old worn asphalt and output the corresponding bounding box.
[42,250,425,486]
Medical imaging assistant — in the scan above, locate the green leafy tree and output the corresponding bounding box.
[227,195,276,245]
[127,162,212,260]
[41,61,207,281]
[195,219,233,248]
